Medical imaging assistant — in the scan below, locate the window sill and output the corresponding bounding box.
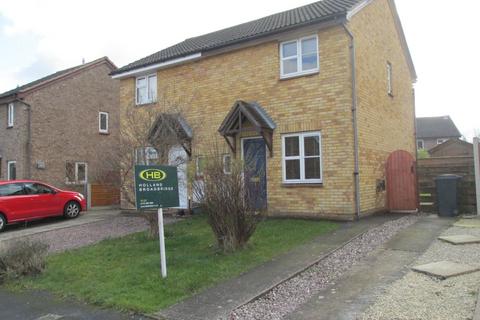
[280,69,319,81]
[388,93,394,98]
[282,182,323,188]
[6,126,13,129]
[135,101,157,107]
[99,131,110,135]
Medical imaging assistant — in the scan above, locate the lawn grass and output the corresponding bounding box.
[13,215,338,313]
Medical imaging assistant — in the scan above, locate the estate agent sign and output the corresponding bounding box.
[134,165,179,278]
[134,165,179,209]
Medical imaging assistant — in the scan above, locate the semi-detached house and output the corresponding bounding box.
[112,0,417,220]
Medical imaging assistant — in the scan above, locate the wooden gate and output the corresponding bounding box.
[386,150,418,212]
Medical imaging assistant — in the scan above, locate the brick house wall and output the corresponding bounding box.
[119,0,415,220]
[0,102,29,179]
[349,0,416,215]
[0,61,119,194]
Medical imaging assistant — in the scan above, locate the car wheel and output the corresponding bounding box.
[64,201,81,219]
[0,214,6,232]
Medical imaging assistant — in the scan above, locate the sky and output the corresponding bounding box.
[0,0,479,140]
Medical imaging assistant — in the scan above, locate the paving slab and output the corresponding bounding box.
[454,219,480,228]
[153,214,399,320]
[438,234,480,245]
[286,215,453,320]
[412,261,480,280]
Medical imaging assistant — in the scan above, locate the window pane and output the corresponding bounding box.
[282,41,297,58]
[285,136,300,156]
[77,164,86,182]
[301,38,317,54]
[66,162,75,182]
[302,53,318,71]
[283,58,298,74]
[8,162,16,180]
[148,75,157,101]
[0,183,24,196]
[100,113,107,131]
[137,87,147,104]
[304,136,320,156]
[223,155,232,174]
[305,157,321,179]
[285,159,300,180]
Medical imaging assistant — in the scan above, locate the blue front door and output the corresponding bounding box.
[243,138,267,210]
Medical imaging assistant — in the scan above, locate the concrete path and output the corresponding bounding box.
[153,214,401,320]
[285,215,453,320]
[0,288,147,320]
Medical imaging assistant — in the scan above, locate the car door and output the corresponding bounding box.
[0,183,31,222]
[23,183,61,217]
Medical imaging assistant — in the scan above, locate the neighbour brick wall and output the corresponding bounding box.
[349,0,416,215]
[120,25,357,219]
[23,63,120,192]
[0,102,29,179]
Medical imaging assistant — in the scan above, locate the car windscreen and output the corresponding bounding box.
[0,183,26,197]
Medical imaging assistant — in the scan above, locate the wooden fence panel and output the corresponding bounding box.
[417,156,477,214]
[90,184,120,207]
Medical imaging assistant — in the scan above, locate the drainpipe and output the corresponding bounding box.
[343,24,361,221]
[14,96,32,179]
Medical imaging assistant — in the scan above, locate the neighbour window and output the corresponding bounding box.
[223,154,232,174]
[282,132,322,184]
[0,183,25,197]
[99,112,109,133]
[437,138,448,145]
[136,74,157,105]
[387,62,393,96]
[196,156,206,177]
[416,139,424,150]
[66,161,87,184]
[135,147,158,165]
[7,161,16,180]
[280,35,319,78]
[7,103,14,127]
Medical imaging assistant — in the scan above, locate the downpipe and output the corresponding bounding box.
[343,24,361,221]
[14,96,32,179]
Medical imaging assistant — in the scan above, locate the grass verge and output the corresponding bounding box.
[12,215,338,313]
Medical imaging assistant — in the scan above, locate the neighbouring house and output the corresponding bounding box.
[113,0,417,220]
[428,139,473,158]
[416,116,462,150]
[0,57,120,206]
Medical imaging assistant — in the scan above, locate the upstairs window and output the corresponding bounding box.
[136,74,157,105]
[387,62,393,96]
[99,112,109,133]
[280,35,319,79]
[7,103,14,127]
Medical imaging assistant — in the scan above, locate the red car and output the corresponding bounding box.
[0,180,86,231]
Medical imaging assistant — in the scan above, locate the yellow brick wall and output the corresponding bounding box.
[348,0,416,214]
[120,25,358,219]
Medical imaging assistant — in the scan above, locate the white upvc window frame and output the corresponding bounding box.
[282,131,323,184]
[223,154,232,174]
[387,61,393,96]
[135,73,157,105]
[99,111,109,133]
[7,161,16,180]
[416,139,424,150]
[437,138,448,145]
[7,103,14,127]
[280,35,319,79]
[75,162,88,184]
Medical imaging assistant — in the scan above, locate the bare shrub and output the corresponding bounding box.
[194,149,263,253]
[0,241,49,282]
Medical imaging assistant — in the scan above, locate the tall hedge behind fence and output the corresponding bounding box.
[417,156,477,214]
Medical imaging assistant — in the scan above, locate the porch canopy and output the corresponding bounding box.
[148,113,193,157]
[218,101,276,157]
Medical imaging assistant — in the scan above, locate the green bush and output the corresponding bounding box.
[0,241,49,282]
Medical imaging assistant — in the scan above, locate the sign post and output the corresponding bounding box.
[474,138,480,216]
[134,165,179,278]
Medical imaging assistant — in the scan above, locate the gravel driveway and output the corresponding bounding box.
[14,214,175,253]
[361,223,480,320]
[231,215,419,320]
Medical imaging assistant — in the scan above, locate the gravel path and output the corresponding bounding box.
[231,215,419,320]
[21,215,155,253]
[361,224,480,320]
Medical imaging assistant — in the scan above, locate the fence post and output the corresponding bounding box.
[474,138,480,216]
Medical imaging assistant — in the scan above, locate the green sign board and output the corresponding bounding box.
[134,165,179,209]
